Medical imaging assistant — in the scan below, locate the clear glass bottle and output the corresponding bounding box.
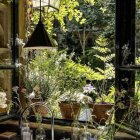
[80,126,91,140]
[71,119,81,140]
[35,124,46,140]
[22,123,32,140]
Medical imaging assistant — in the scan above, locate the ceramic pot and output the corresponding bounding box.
[89,103,114,124]
[59,102,81,120]
[30,98,48,117]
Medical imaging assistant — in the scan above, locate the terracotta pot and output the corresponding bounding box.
[0,108,6,114]
[89,103,114,124]
[59,102,81,120]
[30,98,48,117]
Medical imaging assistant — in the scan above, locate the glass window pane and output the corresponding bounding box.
[0,2,12,65]
[0,2,13,115]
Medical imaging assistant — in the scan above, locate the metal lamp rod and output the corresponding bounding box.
[39,0,42,21]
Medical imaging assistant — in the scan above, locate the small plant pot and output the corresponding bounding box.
[59,101,81,120]
[89,103,114,124]
[30,98,48,117]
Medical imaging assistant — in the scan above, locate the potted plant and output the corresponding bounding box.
[90,86,115,124]
[57,56,97,120]
[20,50,99,119]
[58,91,83,120]
[87,35,115,124]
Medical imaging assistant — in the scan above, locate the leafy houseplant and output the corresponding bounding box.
[22,50,99,119]
[93,35,115,101]
[88,35,115,124]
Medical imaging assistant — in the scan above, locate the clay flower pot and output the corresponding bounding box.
[59,101,81,120]
[89,103,114,124]
[30,98,48,117]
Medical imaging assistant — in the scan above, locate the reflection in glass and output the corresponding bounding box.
[71,120,80,140]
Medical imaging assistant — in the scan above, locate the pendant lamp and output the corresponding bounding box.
[24,0,60,49]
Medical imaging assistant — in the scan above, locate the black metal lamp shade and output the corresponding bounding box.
[24,20,53,49]
[24,0,61,49]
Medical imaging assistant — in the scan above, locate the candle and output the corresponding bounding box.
[23,131,31,140]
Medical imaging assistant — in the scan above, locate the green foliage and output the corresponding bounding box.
[95,36,109,47]
[24,50,100,103]
[136,57,140,65]
[93,36,115,78]
[92,35,115,102]
[135,57,140,104]
[62,0,115,66]
[25,0,115,104]
[28,0,115,61]
[96,86,115,103]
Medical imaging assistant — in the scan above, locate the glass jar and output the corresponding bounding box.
[22,123,32,140]
[71,120,81,140]
[79,126,91,140]
[35,124,46,140]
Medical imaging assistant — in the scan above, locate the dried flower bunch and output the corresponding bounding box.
[0,91,7,108]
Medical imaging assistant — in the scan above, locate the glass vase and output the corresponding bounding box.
[79,126,91,140]
[35,124,46,140]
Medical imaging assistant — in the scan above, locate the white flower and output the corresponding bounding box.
[58,53,67,62]
[83,84,96,94]
[28,91,35,99]
[55,61,60,66]
[0,92,7,108]
[15,63,22,68]
[60,53,67,59]
[12,86,19,93]
[0,104,7,108]
[69,52,75,59]
[78,93,93,103]
[0,92,6,97]
[16,37,25,46]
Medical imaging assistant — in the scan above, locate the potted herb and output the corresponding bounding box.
[58,91,83,120]
[91,86,115,124]
[57,59,96,120]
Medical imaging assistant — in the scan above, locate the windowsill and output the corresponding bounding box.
[0,65,15,69]
[0,113,16,122]
[0,119,137,140]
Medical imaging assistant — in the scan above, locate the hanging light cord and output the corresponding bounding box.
[39,0,42,21]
